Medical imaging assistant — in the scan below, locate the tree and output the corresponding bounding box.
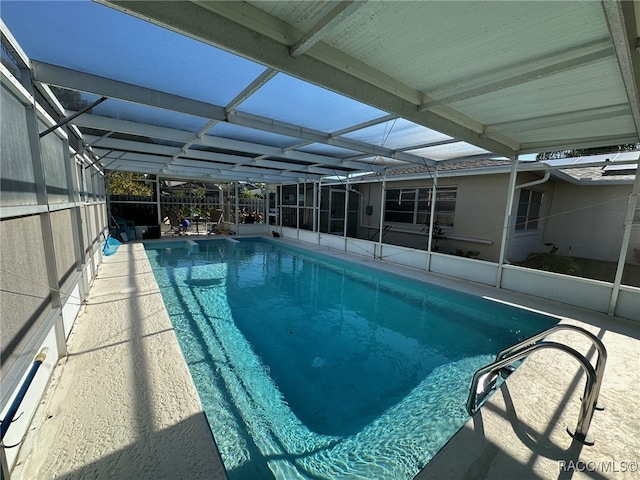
[108,171,153,196]
[536,144,638,161]
[49,86,91,111]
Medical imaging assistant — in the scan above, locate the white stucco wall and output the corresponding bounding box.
[446,174,509,261]
[543,183,633,263]
[354,174,636,268]
[506,172,555,263]
[356,174,515,262]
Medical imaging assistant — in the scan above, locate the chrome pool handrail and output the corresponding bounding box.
[495,324,606,410]
[466,341,599,445]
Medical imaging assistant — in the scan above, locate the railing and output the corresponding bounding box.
[496,324,606,410]
[466,335,604,445]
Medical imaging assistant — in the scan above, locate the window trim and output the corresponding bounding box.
[515,188,543,231]
[384,185,456,228]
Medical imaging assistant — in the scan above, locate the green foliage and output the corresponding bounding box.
[454,249,480,258]
[240,190,256,199]
[524,242,580,274]
[50,86,90,111]
[536,144,638,161]
[428,221,446,251]
[108,171,153,196]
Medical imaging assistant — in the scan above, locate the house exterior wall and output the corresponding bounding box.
[506,172,555,263]
[353,172,636,268]
[543,182,634,263]
[358,174,509,261]
[355,173,553,263]
[444,174,509,262]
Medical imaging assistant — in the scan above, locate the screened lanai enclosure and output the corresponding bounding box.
[1,0,640,477]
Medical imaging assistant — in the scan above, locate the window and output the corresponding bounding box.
[385,186,456,227]
[516,188,543,230]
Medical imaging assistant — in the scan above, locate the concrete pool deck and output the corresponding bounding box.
[11,242,227,480]
[11,239,640,480]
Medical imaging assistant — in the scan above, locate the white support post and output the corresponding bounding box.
[608,162,640,315]
[262,183,267,228]
[68,152,89,301]
[22,66,68,357]
[343,177,350,251]
[313,181,318,233]
[79,153,98,281]
[234,182,239,232]
[377,174,387,259]
[296,182,301,240]
[155,176,161,226]
[277,185,282,230]
[426,164,439,271]
[497,156,519,288]
[316,180,322,244]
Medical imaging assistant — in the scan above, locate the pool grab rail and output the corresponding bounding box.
[466,326,606,446]
[1,349,48,442]
[495,324,606,410]
[468,324,607,415]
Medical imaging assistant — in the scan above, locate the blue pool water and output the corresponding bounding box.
[145,238,556,479]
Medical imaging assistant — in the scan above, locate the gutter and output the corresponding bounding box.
[516,171,550,189]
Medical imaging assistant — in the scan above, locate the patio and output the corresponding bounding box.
[10,239,640,480]
[1,1,639,479]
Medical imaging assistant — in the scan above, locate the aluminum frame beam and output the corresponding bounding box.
[484,104,632,137]
[289,1,364,58]
[33,62,432,167]
[602,0,640,138]
[93,148,324,182]
[419,39,614,110]
[224,67,278,113]
[75,113,381,172]
[104,0,517,159]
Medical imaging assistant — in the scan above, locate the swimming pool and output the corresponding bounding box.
[145,238,557,479]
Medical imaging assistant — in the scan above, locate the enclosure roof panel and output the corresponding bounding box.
[1,0,638,182]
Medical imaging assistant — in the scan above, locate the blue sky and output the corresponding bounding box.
[2,1,524,160]
[1,0,267,105]
[2,1,393,135]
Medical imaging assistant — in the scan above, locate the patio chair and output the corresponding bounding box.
[111,215,136,242]
[167,210,187,236]
[206,209,224,235]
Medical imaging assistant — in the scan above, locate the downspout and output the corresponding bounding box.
[516,170,550,190]
[426,164,439,272]
[608,162,640,316]
[497,156,519,288]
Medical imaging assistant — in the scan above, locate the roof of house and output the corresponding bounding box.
[351,152,639,185]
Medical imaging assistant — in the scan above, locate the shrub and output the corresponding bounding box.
[525,243,580,274]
